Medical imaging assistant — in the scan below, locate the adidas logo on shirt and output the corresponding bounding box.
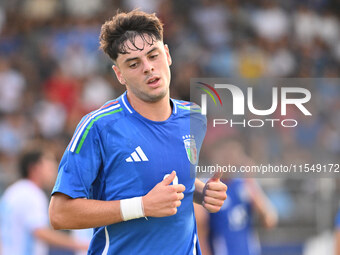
[125,146,149,162]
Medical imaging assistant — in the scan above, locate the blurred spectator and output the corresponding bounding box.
[33,99,67,138]
[237,42,266,78]
[36,44,58,84]
[64,0,104,18]
[123,0,163,13]
[0,7,5,34]
[60,44,97,79]
[81,75,117,111]
[293,6,319,45]
[0,113,32,156]
[251,1,289,42]
[203,46,235,76]
[22,0,59,21]
[43,66,81,114]
[266,40,296,77]
[0,58,26,114]
[0,147,88,254]
[190,0,230,49]
[316,10,339,48]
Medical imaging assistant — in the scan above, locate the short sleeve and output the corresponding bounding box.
[52,118,102,199]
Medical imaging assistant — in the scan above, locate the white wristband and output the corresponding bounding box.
[120,196,146,221]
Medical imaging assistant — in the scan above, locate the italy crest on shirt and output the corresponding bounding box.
[183,135,197,165]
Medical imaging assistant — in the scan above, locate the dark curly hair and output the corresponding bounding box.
[99,10,164,62]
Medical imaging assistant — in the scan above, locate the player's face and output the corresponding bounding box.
[113,35,172,103]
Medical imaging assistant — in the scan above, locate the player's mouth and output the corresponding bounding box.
[146,76,161,87]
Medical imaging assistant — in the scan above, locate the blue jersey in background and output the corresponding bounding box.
[208,179,260,255]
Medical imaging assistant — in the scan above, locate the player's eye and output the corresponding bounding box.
[149,54,158,59]
[129,62,138,69]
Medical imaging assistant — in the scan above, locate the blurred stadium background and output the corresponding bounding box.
[0,0,339,254]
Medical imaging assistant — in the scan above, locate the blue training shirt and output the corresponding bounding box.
[52,92,206,255]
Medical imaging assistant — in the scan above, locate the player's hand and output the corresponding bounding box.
[202,172,228,213]
[142,171,185,217]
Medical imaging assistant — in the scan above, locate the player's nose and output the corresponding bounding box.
[143,59,154,74]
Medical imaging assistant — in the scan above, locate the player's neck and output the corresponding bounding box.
[127,93,172,121]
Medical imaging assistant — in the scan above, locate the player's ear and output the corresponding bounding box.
[112,64,126,85]
[164,44,172,66]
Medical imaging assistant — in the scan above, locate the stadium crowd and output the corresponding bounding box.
[0,0,339,254]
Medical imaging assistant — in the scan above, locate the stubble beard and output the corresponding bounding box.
[133,86,169,103]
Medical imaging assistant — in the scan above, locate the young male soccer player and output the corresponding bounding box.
[49,10,227,254]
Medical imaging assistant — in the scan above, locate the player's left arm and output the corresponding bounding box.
[194,174,227,213]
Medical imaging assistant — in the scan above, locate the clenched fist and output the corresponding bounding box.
[142,171,185,217]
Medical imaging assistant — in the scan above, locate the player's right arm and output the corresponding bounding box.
[49,171,185,230]
[49,194,123,229]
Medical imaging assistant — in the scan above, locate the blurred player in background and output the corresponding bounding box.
[49,10,227,254]
[336,207,340,255]
[195,138,277,255]
[0,146,88,255]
